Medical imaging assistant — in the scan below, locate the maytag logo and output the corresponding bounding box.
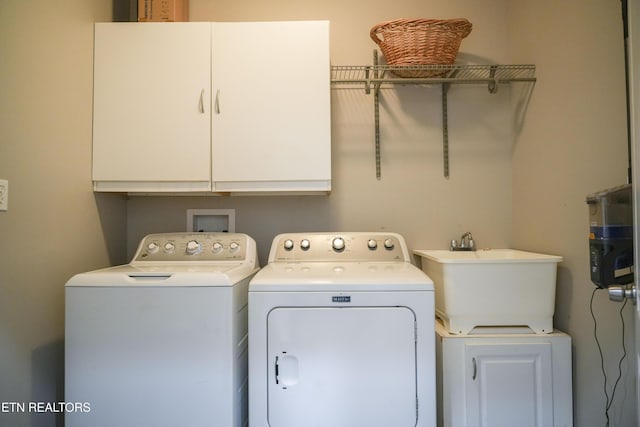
[332,296,351,303]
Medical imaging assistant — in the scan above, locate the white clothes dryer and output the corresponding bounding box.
[249,232,436,427]
[65,232,259,427]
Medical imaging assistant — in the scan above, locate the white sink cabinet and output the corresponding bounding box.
[435,321,573,427]
[92,21,331,194]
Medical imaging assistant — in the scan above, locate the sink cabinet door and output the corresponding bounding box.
[436,327,573,427]
[464,342,553,427]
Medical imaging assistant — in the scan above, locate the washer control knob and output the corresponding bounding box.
[212,242,223,253]
[146,242,159,254]
[229,242,240,252]
[384,238,395,250]
[186,240,201,255]
[284,239,294,251]
[300,239,311,250]
[164,242,175,253]
[332,237,346,252]
[367,239,378,250]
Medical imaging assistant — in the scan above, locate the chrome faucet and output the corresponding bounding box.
[450,232,476,251]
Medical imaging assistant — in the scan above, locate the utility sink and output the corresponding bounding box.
[414,249,563,334]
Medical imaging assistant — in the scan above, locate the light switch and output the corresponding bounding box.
[0,179,7,211]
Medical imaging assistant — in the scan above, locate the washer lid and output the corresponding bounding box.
[249,261,434,292]
[66,263,259,287]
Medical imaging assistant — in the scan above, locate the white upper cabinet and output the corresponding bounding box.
[92,21,331,194]
[211,22,331,193]
[93,23,212,192]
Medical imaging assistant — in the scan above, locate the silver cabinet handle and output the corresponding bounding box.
[215,89,221,114]
[472,357,477,380]
[198,89,205,114]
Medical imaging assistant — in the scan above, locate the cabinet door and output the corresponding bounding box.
[464,342,553,427]
[93,23,211,191]
[211,21,331,192]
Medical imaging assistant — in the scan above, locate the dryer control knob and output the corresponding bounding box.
[163,242,176,253]
[212,242,223,253]
[367,239,378,250]
[300,239,311,250]
[229,242,240,252]
[384,238,395,250]
[146,242,159,254]
[284,239,294,251]
[332,237,346,252]
[186,240,201,255]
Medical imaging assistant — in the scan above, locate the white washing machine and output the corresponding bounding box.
[249,232,436,427]
[65,232,259,427]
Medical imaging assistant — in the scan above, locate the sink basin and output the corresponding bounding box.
[414,249,562,334]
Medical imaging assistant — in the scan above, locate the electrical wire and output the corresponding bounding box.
[590,287,629,427]
[607,296,628,414]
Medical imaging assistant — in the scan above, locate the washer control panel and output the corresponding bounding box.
[271,232,409,262]
[132,232,248,262]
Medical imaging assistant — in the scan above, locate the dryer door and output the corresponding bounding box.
[267,306,417,427]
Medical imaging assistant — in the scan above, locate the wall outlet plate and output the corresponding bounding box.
[0,179,8,211]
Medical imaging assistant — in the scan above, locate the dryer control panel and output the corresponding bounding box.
[132,232,250,262]
[270,232,410,263]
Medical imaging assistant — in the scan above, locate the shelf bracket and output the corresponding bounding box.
[442,83,451,178]
[488,65,499,94]
[374,82,381,178]
[364,66,371,95]
[373,50,382,179]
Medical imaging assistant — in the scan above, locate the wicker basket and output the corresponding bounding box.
[370,18,472,77]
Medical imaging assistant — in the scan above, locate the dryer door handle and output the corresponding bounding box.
[275,354,299,388]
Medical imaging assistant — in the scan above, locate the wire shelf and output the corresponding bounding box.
[330,54,536,180]
[331,64,536,92]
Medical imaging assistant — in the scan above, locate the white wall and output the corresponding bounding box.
[0,0,635,426]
